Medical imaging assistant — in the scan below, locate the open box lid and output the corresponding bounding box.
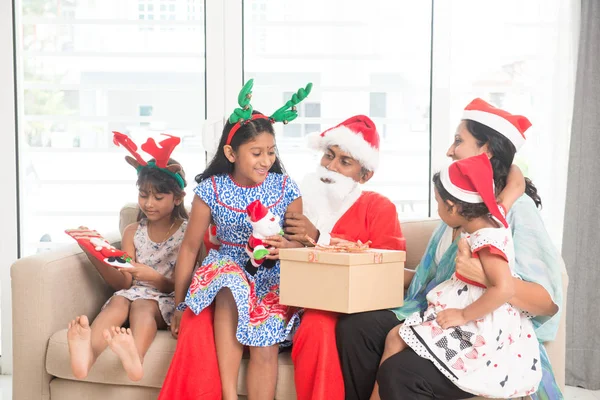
[279,247,406,266]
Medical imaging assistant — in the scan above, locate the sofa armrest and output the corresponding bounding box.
[11,233,118,400]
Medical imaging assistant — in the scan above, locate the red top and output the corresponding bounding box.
[330,191,406,251]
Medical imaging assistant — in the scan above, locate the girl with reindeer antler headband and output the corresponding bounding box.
[158,79,311,400]
[67,133,190,383]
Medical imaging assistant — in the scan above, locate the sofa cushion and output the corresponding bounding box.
[50,378,161,400]
[47,329,176,388]
[46,328,297,398]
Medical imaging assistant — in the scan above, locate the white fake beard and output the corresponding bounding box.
[305,166,360,209]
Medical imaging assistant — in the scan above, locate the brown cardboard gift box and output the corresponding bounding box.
[279,247,405,313]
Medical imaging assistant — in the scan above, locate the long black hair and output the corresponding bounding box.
[433,172,490,221]
[196,110,286,183]
[137,158,189,221]
[465,119,542,208]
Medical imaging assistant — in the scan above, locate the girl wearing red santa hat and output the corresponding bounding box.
[159,79,311,400]
[374,153,541,399]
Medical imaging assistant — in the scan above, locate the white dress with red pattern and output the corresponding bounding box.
[185,173,301,347]
[399,227,542,398]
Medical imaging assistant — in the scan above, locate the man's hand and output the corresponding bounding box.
[455,238,489,287]
[283,212,319,246]
[436,308,467,329]
[171,309,183,338]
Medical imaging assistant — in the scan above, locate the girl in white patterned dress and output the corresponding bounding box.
[67,133,188,382]
[376,153,542,400]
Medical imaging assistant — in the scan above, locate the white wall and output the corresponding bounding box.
[0,0,18,374]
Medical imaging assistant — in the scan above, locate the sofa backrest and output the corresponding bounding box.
[119,203,140,237]
[400,218,440,269]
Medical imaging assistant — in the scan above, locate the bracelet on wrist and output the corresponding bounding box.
[176,302,188,312]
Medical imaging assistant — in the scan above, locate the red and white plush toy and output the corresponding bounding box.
[245,200,284,268]
[65,227,133,269]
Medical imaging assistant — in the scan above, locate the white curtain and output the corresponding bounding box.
[518,0,580,249]
[432,0,580,250]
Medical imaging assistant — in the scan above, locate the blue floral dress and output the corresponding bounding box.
[185,173,301,347]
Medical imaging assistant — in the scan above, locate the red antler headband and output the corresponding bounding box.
[113,132,185,189]
[225,79,313,146]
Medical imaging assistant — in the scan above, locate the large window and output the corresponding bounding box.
[244,0,574,243]
[15,0,206,255]
[244,0,433,219]
[12,0,574,252]
[431,0,574,244]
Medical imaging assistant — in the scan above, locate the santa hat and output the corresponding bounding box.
[246,200,269,222]
[307,115,380,171]
[462,98,531,151]
[440,153,508,228]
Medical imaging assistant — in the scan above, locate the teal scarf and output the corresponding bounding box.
[391,196,564,399]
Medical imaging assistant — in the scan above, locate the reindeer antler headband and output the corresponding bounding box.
[225,79,313,145]
[112,132,186,189]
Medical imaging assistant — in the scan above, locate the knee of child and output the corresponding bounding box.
[129,300,159,320]
[385,327,403,350]
[385,326,397,342]
[249,345,279,365]
[110,295,132,310]
[215,288,235,306]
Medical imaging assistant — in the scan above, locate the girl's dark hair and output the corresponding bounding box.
[465,119,542,208]
[433,172,490,221]
[195,110,286,183]
[137,158,188,221]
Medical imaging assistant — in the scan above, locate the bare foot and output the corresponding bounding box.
[67,315,94,379]
[104,326,143,381]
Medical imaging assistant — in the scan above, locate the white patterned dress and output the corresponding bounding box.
[104,219,186,326]
[399,227,542,398]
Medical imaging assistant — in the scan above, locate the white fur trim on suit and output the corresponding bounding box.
[306,126,379,171]
[440,166,483,204]
[462,109,526,150]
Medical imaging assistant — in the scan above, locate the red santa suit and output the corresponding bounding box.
[292,116,405,400]
[292,186,405,400]
[158,115,406,400]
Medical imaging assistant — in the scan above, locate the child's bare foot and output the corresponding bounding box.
[67,315,94,379]
[104,326,143,381]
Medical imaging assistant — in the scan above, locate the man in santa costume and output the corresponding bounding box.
[277,115,407,400]
[159,115,406,400]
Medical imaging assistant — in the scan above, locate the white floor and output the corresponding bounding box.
[566,386,600,400]
[0,374,596,399]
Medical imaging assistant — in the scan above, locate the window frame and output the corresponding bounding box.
[1,0,18,375]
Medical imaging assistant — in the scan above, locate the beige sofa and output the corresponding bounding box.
[11,205,568,400]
